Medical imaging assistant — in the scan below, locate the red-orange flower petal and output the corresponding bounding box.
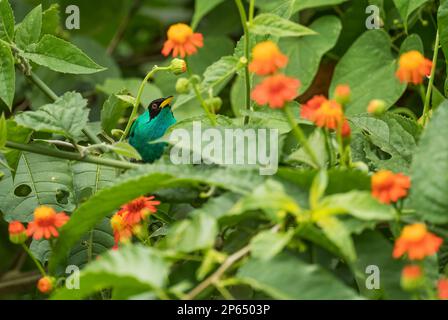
[438,279,448,300]
[26,206,69,240]
[341,118,351,138]
[371,170,411,204]
[118,196,160,225]
[162,23,203,58]
[311,100,343,130]
[249,41,288,76]
[396,51,432,85]
[301,95,327,121]
[251,74,300,109]
[393,223,443,260]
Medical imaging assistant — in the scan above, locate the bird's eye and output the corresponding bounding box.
[152,103,158,109]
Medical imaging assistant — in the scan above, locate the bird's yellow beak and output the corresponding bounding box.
[160,96,173,109]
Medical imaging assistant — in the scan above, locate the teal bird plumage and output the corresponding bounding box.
[129,96,176,163]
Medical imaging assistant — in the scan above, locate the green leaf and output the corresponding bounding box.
[438,0,448,60]
[250,13,315,38]
[399,34,424,55]
[100,92,132,135]
[15,4,42,49]
[15,92,89,141]
[281,16,342,94]
[109,142,142,160]
[0,113,6,149]
[410,102,448,224]
[165,213,218,253]
[41,4,61,36]
[317,216,356,262]
[285,128,328,168]
[319,191,396,221]
[22,35,105,74]
[49,164,264,272]
[330,30,406,115]
[52,245,170,300]
[0,0,15,41]
[0,41,14,109]
[349,113,420,173]
[3,120,32,174]
[354,231,409,299]
[191,0,225,30]
[237,253,359,299]
[256,0,349,18]
[2,150,75,222]
[250,230,293,261]
[393,0,429,31]
[115,94,136,105]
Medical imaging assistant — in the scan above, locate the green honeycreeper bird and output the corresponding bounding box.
[129,96,176,163]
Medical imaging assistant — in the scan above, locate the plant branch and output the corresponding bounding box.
[21,244,46,277]
[283,104,320,168]
[184,244,250,300]
[234,0,251,124]
[5,141,139,170]
[422,30,439,126]
[119,66,170,141]
[192,83,217,126]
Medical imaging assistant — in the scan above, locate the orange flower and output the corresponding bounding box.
[27,206,69,240]
[396,51,432,85]
[251,74,300,109]
[393,223,443,260]
[311,100,343,130]
[438,279,448,300]
[371,170,410,204]
[249,41,288,75]
[162,23,203,58]
[37,276,55,294]
[8,221,28,244]
[301,95,327,121]
[110,212,133,247]
[334,84,351,105]
[341,118,351,138]
[117,196,160,225]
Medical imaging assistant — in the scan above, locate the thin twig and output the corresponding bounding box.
[184,244,251,300]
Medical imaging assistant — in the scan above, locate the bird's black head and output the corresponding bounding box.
[149,96,173,120]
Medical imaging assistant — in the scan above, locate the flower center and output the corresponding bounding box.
[252,41,281,61]
[167,23,193,44]
[34,206,56,225]
[399,51,425,69]
[401,223,427,242]
[318,101,342,118]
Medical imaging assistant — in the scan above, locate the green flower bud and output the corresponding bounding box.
[367,99,386,116]
[170,58,187,75]
[204,97,222,113]
[175,78,191,94]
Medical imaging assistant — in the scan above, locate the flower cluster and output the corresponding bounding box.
[300,85,352,138]
[250,41,301,109]
[393,223,445,298]
[110,196,160,248]
[162,23,203,58]
[8,206,69,244]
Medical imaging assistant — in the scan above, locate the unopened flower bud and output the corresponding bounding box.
[401,265,424,291]
[175,78,190,94]
[8,221,28,244]
[170,58,187,75]
[204,97,222,113]
[37,276,56,294]
[367,99,386,115]
[334,84,351,105]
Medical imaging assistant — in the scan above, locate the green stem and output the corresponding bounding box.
[234,0,251,125]
[22,244,46,277]
[283,105,320,168]
[249,0,256,24]
[323,129,334,167]
[26,72,103,146]
[6,141,138,170]
[120,66,170,141]
[192,83,217,126]
[422,30,439,127]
